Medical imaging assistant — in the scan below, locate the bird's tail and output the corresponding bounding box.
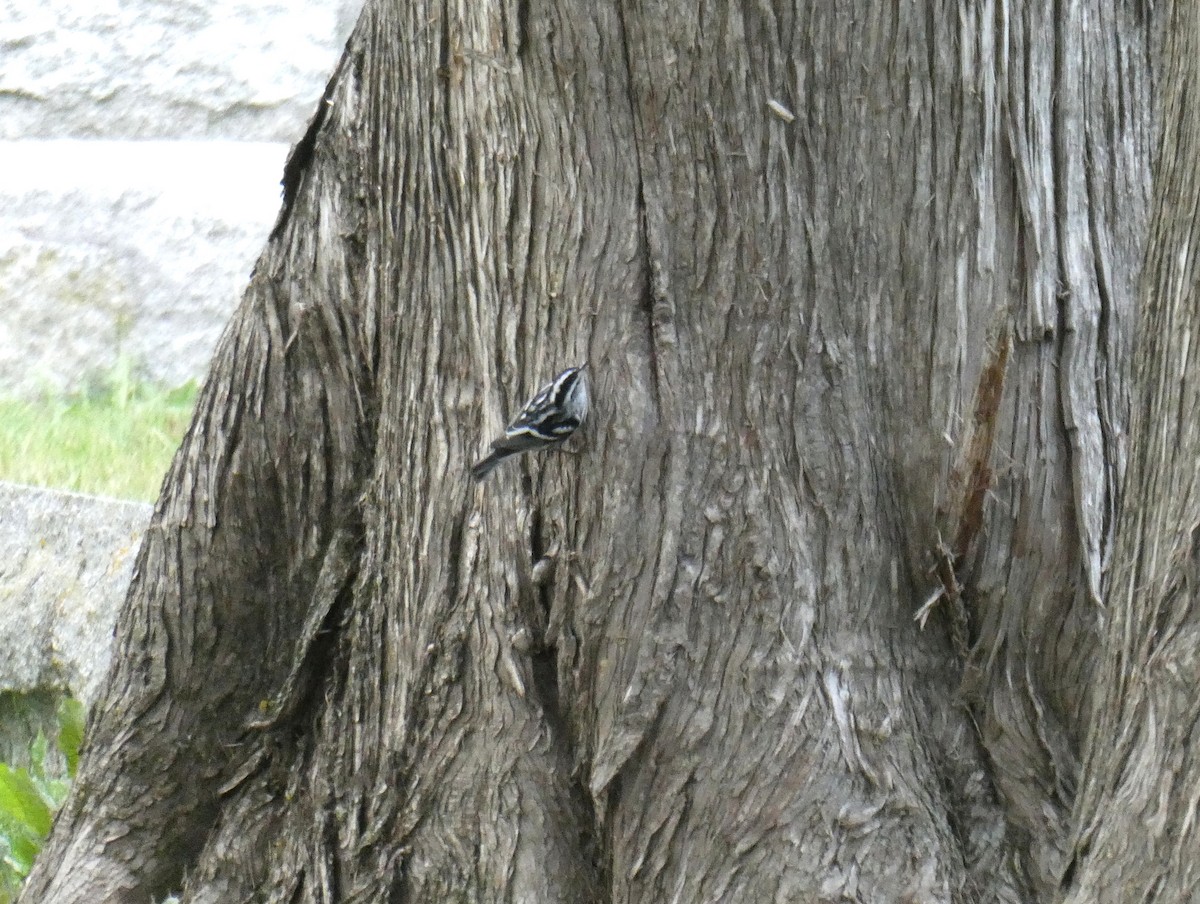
[471,450,509,481]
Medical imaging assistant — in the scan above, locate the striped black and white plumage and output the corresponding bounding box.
[472,364,590,481]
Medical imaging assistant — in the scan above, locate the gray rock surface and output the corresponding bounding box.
[0,140,288,394]
[0,0,360,141]
[0,0,364,397]
[0,481,150,707]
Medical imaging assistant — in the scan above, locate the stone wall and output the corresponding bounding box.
[0,482,149,703]
[0,0,362,395]
[0,0,361,763]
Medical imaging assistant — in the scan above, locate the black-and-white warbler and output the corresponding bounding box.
[472,364,590,481]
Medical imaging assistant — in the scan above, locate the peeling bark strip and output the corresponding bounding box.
[20,2,1160,903]
[951,328,1011,566]
[920,327,1011,655]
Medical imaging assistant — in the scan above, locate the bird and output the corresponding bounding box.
[472,364,590,481]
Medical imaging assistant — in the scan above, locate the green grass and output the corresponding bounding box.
[0,374,199,503]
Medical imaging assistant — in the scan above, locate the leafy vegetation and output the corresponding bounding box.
[0,698,85,903]
[0,363,198,502]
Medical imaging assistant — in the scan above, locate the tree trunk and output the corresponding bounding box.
[19,1,1166,902]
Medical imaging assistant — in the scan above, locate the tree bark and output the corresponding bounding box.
[1064,2,1200,900]
[19,1,1164,902]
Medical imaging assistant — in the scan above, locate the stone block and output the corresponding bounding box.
[0,0,360,141]
[0,140,287,394]
[0,481,150,707]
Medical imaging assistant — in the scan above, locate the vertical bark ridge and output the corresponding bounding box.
[570,2,1022,901]
[958,2,1151,896]
[1065,2,1200,898]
